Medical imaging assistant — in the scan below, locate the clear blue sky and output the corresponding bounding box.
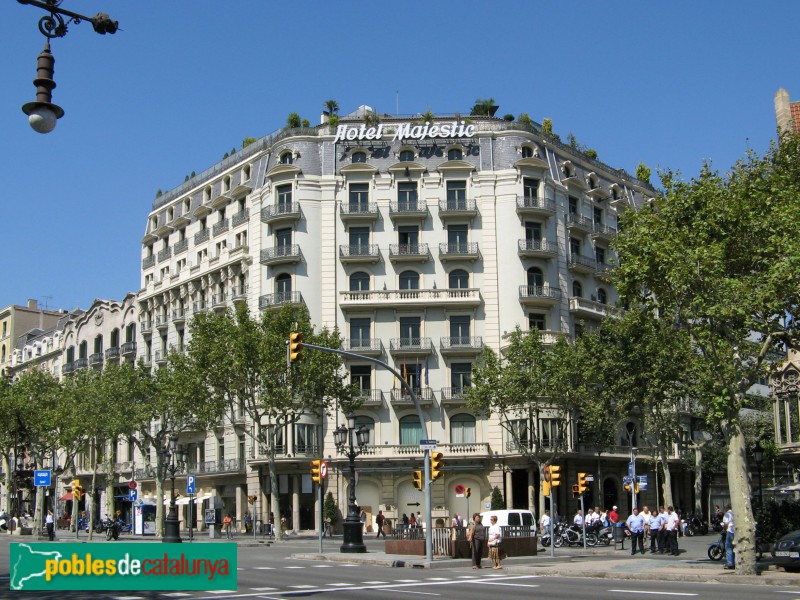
[1,1,797,311]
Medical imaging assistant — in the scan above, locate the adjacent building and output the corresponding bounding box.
[775,88,800,135]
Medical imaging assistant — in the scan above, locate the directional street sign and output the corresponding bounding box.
[419,439,438,451]
[34,470,51,487]
[637,475,648,490]
[129,489,137,502]
[187,474,196,495]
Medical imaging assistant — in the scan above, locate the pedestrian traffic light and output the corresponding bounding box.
[289,331,304,363]
[71,479,83,502]
[310,460,322,484]
[412,470,423,490]
[572,484,581,499]
[578,472,589,495]
[549,465,561,487]
[430,452,444,481]
[465,487,471,498]
[542,480,551,496]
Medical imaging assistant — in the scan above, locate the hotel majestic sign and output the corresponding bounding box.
[333,121,476,144]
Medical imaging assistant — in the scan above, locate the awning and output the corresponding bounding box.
[176,497,191,506]
[59,493,73,502]
[765,482,800,493]
[195,494,213,503]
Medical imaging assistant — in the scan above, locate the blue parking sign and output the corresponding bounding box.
[129,488,137,502]
[186,474,196,495]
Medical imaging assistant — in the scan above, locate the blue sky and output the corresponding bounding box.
[1,1,797,311]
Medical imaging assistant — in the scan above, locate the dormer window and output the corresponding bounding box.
[279,152,293,165]
[587,174,598,189]
[150,216,157,230]
[243,164,251,181]
[223,175,231,192]
[183,199,191,213]
[563,164,574,178]
[399,149,415,162]
[352,151,367,164]
[167,207,174,222]
[521,146,534,159]
[204,186,212,203]
[447,148,463,161]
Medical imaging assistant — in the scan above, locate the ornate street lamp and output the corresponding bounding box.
[334,413,370,553]
[753,439,764,511]
[161,433,187,543]
[17,0,118,133]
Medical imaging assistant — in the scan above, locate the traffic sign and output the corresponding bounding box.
[637,475,648,490]
[128,480,137,490]
[320,462,328,479]
[454,483,465,497]
[419,439,438,450]
[34,470,51,487]
[187,474,196,495]
[129,489,137,502]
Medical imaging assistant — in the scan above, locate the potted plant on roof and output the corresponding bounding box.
[470,97,499,117]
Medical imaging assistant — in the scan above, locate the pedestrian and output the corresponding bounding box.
[487,515,503,569]
[664,506,680,556]
[376,510,386,538]
[409,513,416,528]
[608,505,620,524]
[722,503,735,569]
[223,513,233,539]
[467,513,486,569]
[648,508,663,553]
[268,512,275,537]
[324,516,333,538]
[657,506,668,553]
[641,505,651,539]
[402,513,409,528]
[452,513,462,528]
[244,512,252,533]
[626,507,645,555]
[45,509,55,541]
[539,509,551,535]
[359,508,367,534]
[572,508,583,534]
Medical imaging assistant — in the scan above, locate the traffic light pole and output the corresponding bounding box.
[301,342,433,563]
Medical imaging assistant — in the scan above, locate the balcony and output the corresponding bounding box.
[569,296,622,320]
[213,218,229,236]
[342,442,491,459]
[210,191,232,210]
[340,288,481,310]
[212,294,227,311]
[141,354,152,367]
[567,253,597,274]
[595,262,614,282]
[438,199,478,219]
[172,309,187,326]
[74,358,88,370]
[189,458,246,475]
[173,238,189,255]
[105,346,121,361]
[353,389,384,407]
[157,247,172,263]
[339,244,381,264]
[121,341,136,356]
[438,242,479,262]
[194,229,210,245]
[231,285,248,304]
[388,243,430,263]
[89,352,104,367]
[154,351,167,366]
[518,285,562,307]
[390,387,434,406]
[61,362,75,375]
[566,213,593,234]
[389,337,434,357]
[516,195,556,217]
[341,338,384,356]
[441,387,469,406]
[155,315,169,331]
[389,200,428,221]
[193,300,208,314]
[142,255,155,269]
[231,209,250,228]
[592,222,617,241]
[260,202,301,225]
[340,202,379,222]
[439,336,483,356]
[140,320,153,336]
[260,245,301,266]
[517,239,558,259]
[259,291,304,309]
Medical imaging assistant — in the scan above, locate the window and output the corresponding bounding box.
[588,175,598,189]
[223,176,231,192]
[183,198,191,214]
[295,423,317,454]
[110,328,119,347]
[525,222,542,243]
[594,206,603,225]
[449,316,471,343]
[349,226,369,250]
[238,435,245,460]
[597,288,607,304]
[276,273,292,297]
[276,184,292,210]
[350,318,371,347]
[351,365,372,392]
[79,341,88,359]
[351,151,367,163]
[523,177,540,200]
[540,418,562,448]
[447,224,468,250]
[355,415,375,445]
[349,271,370,291]
[529,313,546,331]
[521,146,534,159]
[279,152,293,165]
[398,225,419,251]
[399,316,421,343]
[349,183,369,211]
[449,269,469,289]
[399,270,420,290]
[450,413,476,444]
[399,415,422,445]
[447,148,463,161]
[243,165,251,180]
[569,196,578,215]
[400,362,423,388]
[572,280,583,298]
[265,424,286,453]
[595,246,606,265]
[398,182,418,211]
[527,267,544,290]
[399,149,414,162]
[450,363,472,391]
[508,419,530,450]
[126,323,136,343]
[217,440,225,462]
[275,227,292,249]
[446,180,467,210]
[570,237,581,257]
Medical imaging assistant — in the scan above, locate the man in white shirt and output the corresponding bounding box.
[664,506,680,556]
[626,507,646,555]
[540,509,551,535]
[648,509,663,553]
[722,504,735,569]
[573,509,583,529]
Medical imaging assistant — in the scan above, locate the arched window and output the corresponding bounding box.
[279,152,293,165]
[450,414,476,444]
[572,280,583,298]
[349,271,370,291]
[275,274,292,299]
[126,323,136,343]
[449,269,469,289]
[527,267,544,290]
[399,270,420,290]
[351,151,367,164]
[521,146,534,159]
[399,149,415,162]
[447,148,463,161]
[597,288,607,304]
[399,415,422,445]
[79,341,88,359]
[355,415,375,445]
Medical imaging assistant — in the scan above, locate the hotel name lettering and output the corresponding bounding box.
[333,121,476,144]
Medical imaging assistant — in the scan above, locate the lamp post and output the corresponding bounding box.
[161,433,187,543]
[753,439,764,512]
[333,412,370,553]
[17,0,118,133]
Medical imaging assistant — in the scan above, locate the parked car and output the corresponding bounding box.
[772,529,800,572]
[480,510,536,532]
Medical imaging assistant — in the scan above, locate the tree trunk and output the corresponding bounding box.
[723,418,757,575]
[693,446,703,516]
[659,444,674,509]
[268,452,282,541]
[88,468,98,541]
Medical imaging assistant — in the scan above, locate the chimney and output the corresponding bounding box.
[28,299,38,309]
[320,111,330,125]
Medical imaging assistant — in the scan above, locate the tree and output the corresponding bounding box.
[286,113,302,129]
[324,99,339,116]
[470,98,497,117]
[541,118,553,137]
[612,133,800,575]
[635,162,651,185]
[242,137,257,149]
[517,113,533,128]
[324,491,339,529]
[490,486,504,509]
[187,303,348,541]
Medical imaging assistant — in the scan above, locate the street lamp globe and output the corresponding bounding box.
[24,103,59,133]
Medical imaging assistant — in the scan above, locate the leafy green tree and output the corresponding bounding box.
[286,113,302,129]
[541,118,553,137]
[490,486,504,509]
[635,162,651,185]
[242,137,257,148]
[187,303,348,541]
[612,133,800,575]
[324,491,339,528]
[585,149,598,160]
[470,98,497,116]
[517,113,533,128]
[324,99,339,115]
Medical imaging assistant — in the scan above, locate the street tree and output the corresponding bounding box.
[187,303,348,541]
[612,132,800,575]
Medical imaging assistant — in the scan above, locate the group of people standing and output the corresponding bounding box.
[465,513,504,570]
[625,505,682,556]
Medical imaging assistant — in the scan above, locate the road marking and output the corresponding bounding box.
[253,566,275,570]
[328,583,354,587]
[362,581,390,584]
[312,564,334,567]
[248,588,277,592]
[284,566,305,569]
[390,591,440,596]
[609,591,698,597]
[425,577,449,580]
[162,594,192,598]
[395,579,419,582]
[287,585,315,589]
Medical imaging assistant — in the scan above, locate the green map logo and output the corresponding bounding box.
[10,543,237,591]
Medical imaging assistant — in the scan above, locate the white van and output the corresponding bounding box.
[480,509,536,532]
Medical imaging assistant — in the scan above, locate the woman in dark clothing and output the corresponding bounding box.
[467,513,486,568]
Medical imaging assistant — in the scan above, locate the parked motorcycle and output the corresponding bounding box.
[708,532,725,560]
[104,517,120,541]
[593,524,615,546]
[684,514,709,537]
[116,519,132,534]
[554,522,598,547]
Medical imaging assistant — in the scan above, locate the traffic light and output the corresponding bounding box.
[578,472,589,495]
[289,331,304,363]
[542,480,551,496]
[465,487,471,498]
[624,480,632,492]
[310,460,322,484]
[72,479,83,502]
[412,470,423,491]
[430,452,444,481]
[572,484,581,499]
[248,495,257,505]
[549,465,561,487]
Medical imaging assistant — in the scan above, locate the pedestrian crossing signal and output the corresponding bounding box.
[412,470,423,491]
